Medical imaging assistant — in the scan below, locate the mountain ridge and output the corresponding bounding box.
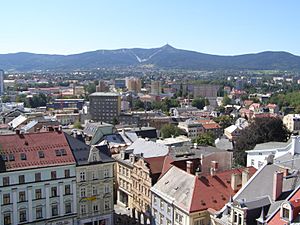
[0,45,299,71]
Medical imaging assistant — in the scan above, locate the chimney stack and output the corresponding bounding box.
[210,161,219,176]
[186,161,194,174]
[273,171,283,201]
[290,135,300,155]
[231,173,242,192]
[242,169,250,186]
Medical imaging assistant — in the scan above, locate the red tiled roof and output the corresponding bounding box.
[189,167,257,212]
[202,123,221,130]
[144,156,166,175]
[267,103,278,109]
[0,131,76,171]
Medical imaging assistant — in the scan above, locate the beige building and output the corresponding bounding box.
[66,135,115,225]
[283,114,300,133]
[126,77,142,93]
[131,155,165,224]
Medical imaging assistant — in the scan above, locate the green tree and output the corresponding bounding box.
[2,95,11,103]
[160,124,182,139]
[193,132,215,146]
[73,120,83,129]
[234,117,290,166]
[192,97,206,109]
[222,95,232,106]
[213,115,234,129]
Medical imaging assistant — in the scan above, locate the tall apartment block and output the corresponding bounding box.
[0,69,4,95]
[89,92,121,123]
[150,80,162,96]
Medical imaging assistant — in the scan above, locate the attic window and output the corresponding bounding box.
[60,149,67,156]
[1,155,7,161]
[38,151,45,158]
[9,154,15,161]
[55,150,62,156]
[20,153,26,160]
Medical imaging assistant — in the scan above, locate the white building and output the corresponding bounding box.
[0,131,77,225]
[178,119,204,138]
[66,134,115,225]
[246,136,296,169]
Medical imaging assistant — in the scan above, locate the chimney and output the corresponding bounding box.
[194,142,198,149]
[16,129,20,135]
[231,173,242,192]
[282,168,289,177]
[242,169,250,186]
[195,167,202,177]
[273,171,283,201]
[129,154,135,164]
[120,150,125,160]
[210,161,219,176]
[186,161,194,174]
[290,135,300,155]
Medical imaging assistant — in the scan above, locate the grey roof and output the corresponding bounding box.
[83,121,113,137]
[215,137,234,150]
[103,134,127,147]
[253,141,290,150]
[89,92,119,97]
[21,120,38,132]
[125,138,169,158]
[65,133,114,165]
[168,144,227,161]
[235,196,271,210]
[151,166,195,212]
[232,163,299,218]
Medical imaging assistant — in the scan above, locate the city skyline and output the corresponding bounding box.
[1,0,300,55]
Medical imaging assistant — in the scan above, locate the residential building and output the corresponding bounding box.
[0,69,4,95]
[126,77,142,93]
[46,99,84,110]
[178,119,205,139]
[193,84,220,98]
[96,80,109,92]
[66,134,115,225]
[0,131,77,225]
[224,125,241,141]
[131,155,166,224]
[151,81,162,96]
[283,114,300,133]
[89,92,121,124]
[151,165,256,225]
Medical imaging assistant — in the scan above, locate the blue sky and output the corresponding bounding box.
[1,0,299,55]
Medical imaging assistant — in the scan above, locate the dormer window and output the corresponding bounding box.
[93,153,97,161]
[281,202,292,222]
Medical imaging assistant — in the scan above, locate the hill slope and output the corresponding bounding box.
[0,44,299,71]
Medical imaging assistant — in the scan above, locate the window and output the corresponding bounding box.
[92,186,97,196]
[104,184,110,193]
[9,154,14,161]
[3,194,10,205]
[282,207,290,220]
[65,202,71,214]
[104,199,110,210]
[19,191,26,202]
[251,159,255,166]
[160,214,164,225]
[194,219,205,225]
[51,171,56,179]
[51,204,58,216]
[65,185,71,195]
[167,204,171,215]
[64,169,70,178]
[93,204,99,212]
[19,209,27,222]
[35,173,41,182]
[4,212,11,225]
[51,187,57,197]
[19,175,25,184]
[92,171,97,180]
[3,177,9,186]
[35,189,42,199]
[154,195,157,205]
[167,219,171,225]
[175,212,183,223]
[104,168,109,178]
[80,188,86,197]
[160,200,164,210]
[233,212,238,223]
[80,204,86,214]
[36,207,43,219]
[20,153,26,160]
[38,151,44,158]
[80,171,86,181]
